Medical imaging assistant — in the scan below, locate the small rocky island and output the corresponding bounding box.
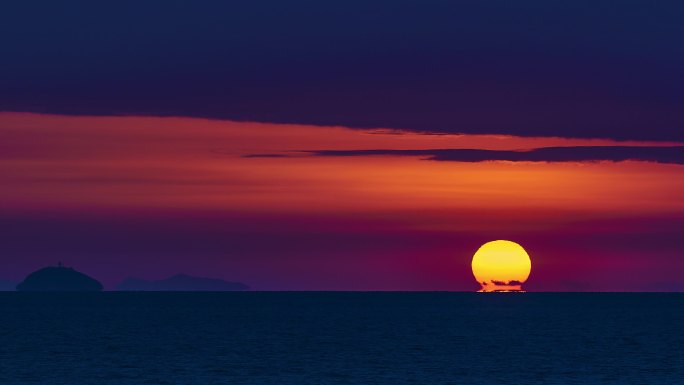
[16,263,103,292]
[117,273,249,291]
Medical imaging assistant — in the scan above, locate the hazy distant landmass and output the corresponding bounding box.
[116,274,249,291]
[16,265,103,292]
[0,279,17,291]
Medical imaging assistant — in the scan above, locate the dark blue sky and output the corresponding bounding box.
[2,0,684,140]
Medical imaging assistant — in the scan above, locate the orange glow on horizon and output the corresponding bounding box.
[0,112,683,221]
[1,112,684,291]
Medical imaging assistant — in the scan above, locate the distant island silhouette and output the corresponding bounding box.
[116,274,249,291]
[0,279,17,291]
[16,263,103,291]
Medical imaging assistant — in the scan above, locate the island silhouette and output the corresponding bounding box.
[0,279,17,291]
[16,263,103,291]
[116,273,249,291]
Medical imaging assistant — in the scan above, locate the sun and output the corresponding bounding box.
[472,240,531,292]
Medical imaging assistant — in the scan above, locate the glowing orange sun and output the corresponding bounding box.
[472,240,531,292]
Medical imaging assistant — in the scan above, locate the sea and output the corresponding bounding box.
[0,292,682,384]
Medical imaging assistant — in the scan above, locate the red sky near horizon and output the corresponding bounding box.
[1,112,683,291]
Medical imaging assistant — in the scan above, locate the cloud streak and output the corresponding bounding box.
[304,146,684,165]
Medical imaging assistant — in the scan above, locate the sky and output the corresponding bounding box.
[1,1,683,290]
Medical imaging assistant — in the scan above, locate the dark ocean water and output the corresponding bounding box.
[1,292,682,384]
